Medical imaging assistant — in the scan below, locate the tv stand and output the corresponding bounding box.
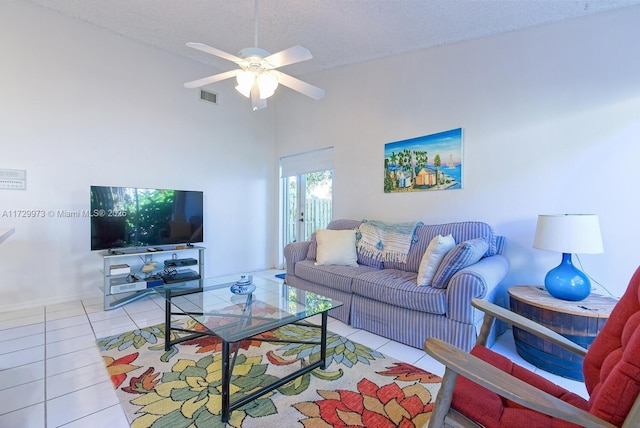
[100,246,205,310]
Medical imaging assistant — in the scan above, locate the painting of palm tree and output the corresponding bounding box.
[384,128,462,193]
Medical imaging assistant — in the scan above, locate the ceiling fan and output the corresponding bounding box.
[184,0,325,111]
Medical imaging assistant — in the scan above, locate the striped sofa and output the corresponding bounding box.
[284,219,509,351]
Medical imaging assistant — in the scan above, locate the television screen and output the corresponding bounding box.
[90,186,204,251]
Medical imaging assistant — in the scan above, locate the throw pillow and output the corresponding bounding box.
[431,238,489,289]
[416,234,456,286]
[315,229,358,267]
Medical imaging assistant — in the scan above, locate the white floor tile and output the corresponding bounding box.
[46,307,87,322]
[0,332,44,354]
[0,379,44,414]
[347,329,391,350]
[84,303,106,315]
[132,314,166,329]
[0,361,44,390]
[46,301,85,313]
[89,315,134,332]
[61,404,129,428]
[377,340,428,364]
[0,402,45,428]
[122,297,162,313]
[0,323,44,342]
[46,314,90,331]
[81,297,104,307]
[47,381,120,427]
[327,319,360,337]
[46,334,97,359]
[47,361,112,399]
[412,353,446,377]
[0,314,45,330]
[87,307,127,322]
[127,307,165,325]
[0,306,44,322]
[46,347,104,377]
[92,317,137,338]
[0,345,45,370]
[46,323,94,344]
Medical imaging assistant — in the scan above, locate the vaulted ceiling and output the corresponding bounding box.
[25,0,640,77]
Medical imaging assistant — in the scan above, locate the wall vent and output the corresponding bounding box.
[200,90,218,104]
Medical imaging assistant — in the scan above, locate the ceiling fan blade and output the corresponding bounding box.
[184,69,239,89]
[186,42,244,64]
[275,72,325,100]
[264,45,313,69]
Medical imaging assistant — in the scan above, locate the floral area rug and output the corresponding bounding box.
[97,320,441,427]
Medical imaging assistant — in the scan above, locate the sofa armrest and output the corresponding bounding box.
[445,255,510,324]
[284,241,312,275]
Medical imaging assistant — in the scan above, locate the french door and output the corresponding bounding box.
[280,148,334,265]
[283,170,333,245]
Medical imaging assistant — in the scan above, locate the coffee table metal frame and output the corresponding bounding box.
[159,284,337,423]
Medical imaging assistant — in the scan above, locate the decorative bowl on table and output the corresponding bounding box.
[230,275,255,295]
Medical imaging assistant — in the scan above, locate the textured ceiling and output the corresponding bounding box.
[24,0,640,76]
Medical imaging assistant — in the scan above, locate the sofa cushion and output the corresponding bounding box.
[294,259,378,294]
[352,269,447,315]
[417,234,456,286]
[328,219,385,268]
[383,222,498,273]
[306,220,385,269]
[431,238,489,289]
[314,229,358,266]
[306,219,363,261]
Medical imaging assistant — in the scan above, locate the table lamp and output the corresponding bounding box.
[533,214,603,301]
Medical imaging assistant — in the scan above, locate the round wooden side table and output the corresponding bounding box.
[508,285,618,381]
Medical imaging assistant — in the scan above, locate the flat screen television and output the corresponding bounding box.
[90,186,204,251]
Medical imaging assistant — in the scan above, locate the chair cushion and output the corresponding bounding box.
[452,267,640,427]
[582,267,640,426]
[452,346,589,428]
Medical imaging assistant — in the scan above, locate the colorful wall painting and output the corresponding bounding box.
[384,128,463,193]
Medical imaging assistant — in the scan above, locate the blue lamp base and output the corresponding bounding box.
[544,253,591,301]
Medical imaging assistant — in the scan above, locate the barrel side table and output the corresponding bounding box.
[508,285,618,381]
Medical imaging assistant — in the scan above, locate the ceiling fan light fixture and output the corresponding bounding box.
[257,70,278,99]
[235,70,254,98]
[183,0,323,110]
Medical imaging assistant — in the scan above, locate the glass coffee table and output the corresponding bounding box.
[152,276,342,423]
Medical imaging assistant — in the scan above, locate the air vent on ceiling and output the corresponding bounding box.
[200,90,218,104]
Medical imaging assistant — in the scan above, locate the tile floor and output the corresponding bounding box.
[0,270,587,427]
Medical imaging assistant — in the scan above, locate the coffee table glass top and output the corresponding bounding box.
[153,276,342,343]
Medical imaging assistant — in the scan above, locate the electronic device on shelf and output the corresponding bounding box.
[164,258,198,267]
[90,185,204,251]
[160,268,201,284]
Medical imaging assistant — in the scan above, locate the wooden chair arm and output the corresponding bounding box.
[424,337,615,428]
[472,298,587,357]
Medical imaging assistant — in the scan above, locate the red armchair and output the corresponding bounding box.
[424,267,640,427]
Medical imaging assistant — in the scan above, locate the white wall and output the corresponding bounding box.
[0,1,277,311]
[275,6,640,298]
[2,2,639,310]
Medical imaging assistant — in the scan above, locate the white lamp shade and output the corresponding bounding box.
[257,71,278,99]
[235,70,254,98]
[533,214,604,254]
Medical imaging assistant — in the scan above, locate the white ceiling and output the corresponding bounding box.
[24,0,640,76]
